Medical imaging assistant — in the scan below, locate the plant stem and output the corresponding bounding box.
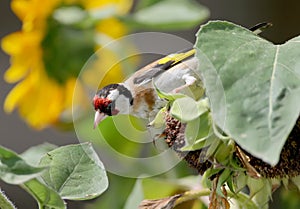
[173,188,211,207]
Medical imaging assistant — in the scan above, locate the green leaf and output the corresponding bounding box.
[206,137,222,158]
[89,5,118,21]
[39,143,108,200]
[23,179,66,209]
[291,175,300,191]
[227,176,235,194]
[135,0,162,10]
[122,0,209,30]
[230,192,260,209]
[20,143,57,166]
[183,111,212,150]
[170,97,209,122]
[154,81,185,101]
[0,189,16,209]
[233,172,248,193]
[247,178,272,209]
[149,107,166,128]
[216,169,231,197]
[171,97,196,121]
[53,6,89,26]
[202,167,222,188]
[0,146,45,184]
[195,20,300,165]
[214,141,233,164]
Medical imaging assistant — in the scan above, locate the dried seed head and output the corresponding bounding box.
[163,113,211,175]
[163,111,300,178]
[244,117,300,178]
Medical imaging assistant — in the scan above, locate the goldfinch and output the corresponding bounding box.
[92,23,272,128]
[93,48,203,128]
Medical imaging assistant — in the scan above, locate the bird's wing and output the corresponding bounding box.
[131,49,196,86]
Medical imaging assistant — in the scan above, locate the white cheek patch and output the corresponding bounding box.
[107,89,120,100]
[114,94,131,114]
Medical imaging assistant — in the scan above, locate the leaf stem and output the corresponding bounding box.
[173,188,211,207]
[212,122,230,141]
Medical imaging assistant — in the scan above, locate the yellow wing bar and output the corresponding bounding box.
[157,48,196,67]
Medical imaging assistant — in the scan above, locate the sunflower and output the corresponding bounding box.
[2,0,132,129]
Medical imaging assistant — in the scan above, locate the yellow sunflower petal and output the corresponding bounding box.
[63,77,76,108]
[11,0,30,21]
[63,0,83,4]
[85,0,132,14]
[81,47,127,90]
[1,32,23,55]
[12,0,60,21]
[60,77,83,122]
[3,31,43,83]
[4,52,42,83]
[72,78,89,110]
[4,76,32,113]
[2,31,42,55]
[100,49,126,86]
[18,77,64,129]
[4,59,30,83]
[4,0,131,129]
[115,0,133,14]
[12,0,60,32]
[96,18,128,38]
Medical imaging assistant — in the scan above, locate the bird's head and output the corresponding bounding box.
[93,84,133,128]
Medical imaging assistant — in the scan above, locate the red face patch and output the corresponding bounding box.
[93,95,112,111]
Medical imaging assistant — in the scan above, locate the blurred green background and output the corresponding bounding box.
[1,0,300,208]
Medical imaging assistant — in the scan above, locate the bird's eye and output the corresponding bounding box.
[105,103,112,116]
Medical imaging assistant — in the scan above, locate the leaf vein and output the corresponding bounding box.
[58,151,84,193]
[268,46,280,137]
[277,62,300,79]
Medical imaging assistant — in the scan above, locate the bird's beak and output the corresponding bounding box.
[93,111,107,129]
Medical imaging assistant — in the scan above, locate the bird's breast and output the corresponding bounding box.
[132,87,166,120]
